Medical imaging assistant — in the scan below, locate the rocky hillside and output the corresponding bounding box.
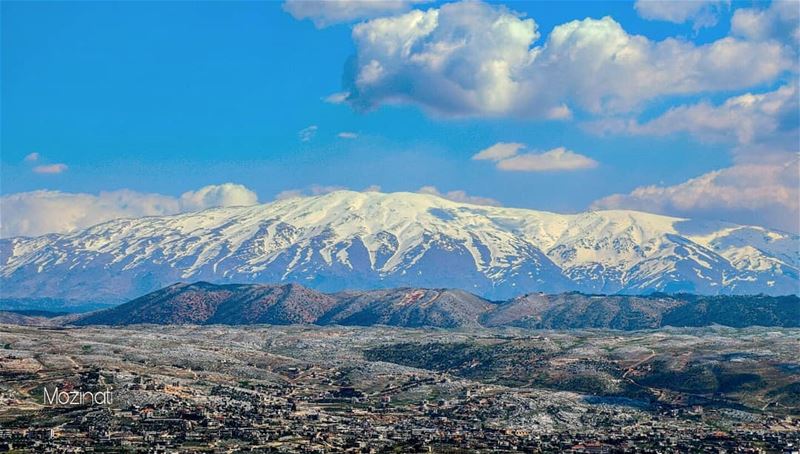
[70,282,800,329]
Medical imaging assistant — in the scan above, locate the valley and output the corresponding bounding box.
[1,324,798,451]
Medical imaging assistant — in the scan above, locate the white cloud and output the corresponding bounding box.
[178,183,258,211]
[274,189,305,201]
[337,131,358,139]
[348,2,540,117]
[497,148,598,172]
[417,186,501,206]
[0,183,260,238]
[546,104,573,120]
[472,142,524,161]
[33,163,68,174]
[275,184,346,200]
[472,143,597,172]
[283,0,429,28]
[23,153,68,174]
[531,16,793,114]
[324,92,350,104]
[635,0,729,29]
[582,81,799,233]
[731,1,800,46]
[343,1,794,118]
[585,83,799,161]
[1,190,177,238]
[298,125,318,142]
[591,159,800,233]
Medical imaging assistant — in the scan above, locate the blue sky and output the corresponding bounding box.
[1,0,798,236]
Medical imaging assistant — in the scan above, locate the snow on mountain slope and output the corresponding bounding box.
[1,191,797,301]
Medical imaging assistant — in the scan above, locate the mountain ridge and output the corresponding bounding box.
[2,191,797,301]
[69,281,800,329]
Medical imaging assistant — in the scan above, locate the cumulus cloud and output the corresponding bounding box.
[731,0,800,46]
[635,0,728,29]
[528,16,793,114]
[417,186,501,206]
[343,1,793,118]
[472,143,597,172]
[582,81,799,232]
[585,83,799,161]
[591,159,800,233]
[283,0,428,28]
[24,152,39,162]
[1,190,177,238]
[33,163,68,174]
[0,183,260,238]
[178,183,258,211]
[337,131,358,139]
[347,2,541,117]
[298,125,318,142]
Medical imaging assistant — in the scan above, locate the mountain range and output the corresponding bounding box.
[70,282,800,329]
[1,191,798,303]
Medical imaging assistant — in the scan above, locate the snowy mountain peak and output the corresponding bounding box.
[1,190,797,301]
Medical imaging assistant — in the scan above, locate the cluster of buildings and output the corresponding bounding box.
[2,324,799,452]
[2,369,798,452]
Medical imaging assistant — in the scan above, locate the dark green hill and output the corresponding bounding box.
[661,294,800,328]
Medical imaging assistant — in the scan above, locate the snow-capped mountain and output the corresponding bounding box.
[1,191,797,301]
